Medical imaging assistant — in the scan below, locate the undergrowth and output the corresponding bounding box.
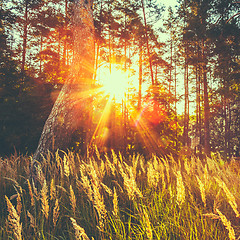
[1,149,240,239]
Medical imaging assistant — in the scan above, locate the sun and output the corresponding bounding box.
[98,65,130,103]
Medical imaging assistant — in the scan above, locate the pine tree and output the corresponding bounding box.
[32,0,94,165]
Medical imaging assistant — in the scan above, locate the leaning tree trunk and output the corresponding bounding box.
[33,0,94,163]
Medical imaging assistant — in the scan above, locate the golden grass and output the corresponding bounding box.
[196,176,206,207]
[16,192,22,216]
[119,161,143,200]
[27,179,35,206]
[112,187,118,217]
[50,178,56,201]
[41,180,49,220]
[70,217,91,240]
[53,198,60,228]
[92,180,107,230]
[5,195,22,240]
[143,208,153,239]
[69,185,77,215]
[175,170,185,206]
[216,209,236,240]
[215,177,240,218]
[27,210,36,231]
[1,150,240,239]
[63,155,70,177]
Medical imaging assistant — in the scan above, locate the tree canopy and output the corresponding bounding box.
[0,0,239,158]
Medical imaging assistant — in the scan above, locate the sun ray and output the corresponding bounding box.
[72,63,169,155]
[129,104,167,155]
[89,96,113,150]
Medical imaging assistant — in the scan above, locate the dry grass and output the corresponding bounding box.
[216,208,236,240]
[70,217,91,240]
[5,195,22,240]
[41,180,49,220]
[1,150,240,239]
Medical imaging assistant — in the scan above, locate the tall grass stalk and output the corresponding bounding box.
[5,195,22,240]
[1,150,239,239]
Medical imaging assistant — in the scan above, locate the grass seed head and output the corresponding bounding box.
[147,162,159,188]
[5,195,22,240]
[78,171,93,201]
[41,180,49,220]
[196,176,206,208]
[101,182,113,196]
[53,198,60,228]
[184,160,191,175]
[143,209,153,239]
[27,179,35,206]
[70,217,90,240]
[215,177,240,218]
[92,182,107,229]
[27,210,36,230]
[50,178,56,200]
[176,171,185,206]
[162,158,170,183]
[216,208,236,240]
[70,185,77,215]
[63,155,70,177]
[16,192,22,216]
[112,187,118,217]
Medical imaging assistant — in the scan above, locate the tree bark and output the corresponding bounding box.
[33,0,94,162]
[138,44,142,110]
[202,40,210,156]
[141,0,154,85]
[203,66,210,155]
[21,0,28,75]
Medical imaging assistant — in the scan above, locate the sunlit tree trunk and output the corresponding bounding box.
[203,69,210,155]
[224,96,231,158]
[108,1,112,73]
[33,0,94,163]
[141,0,154,85]
[197,45,203,147]
[138,44,143,110]
[183,38,189,147]
[63,0,68,65]
[94,41,100,80]
[174,57,178,150]
[183,58,189,147]
[202,40,210,156]
[21,0,28,75]
[19,0,29,96]
[39,35,43,75]
[169,41,173,93]
[195,39,202,151]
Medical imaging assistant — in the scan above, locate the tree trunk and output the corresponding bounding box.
[174,57,178,150]
[141,0,154,85]
[21,0,28,75]
[169,41,173,93]
[224,97,231,158]
[19,0,28,96]
[33,0,94,162]
[203,62,210,155]
[183,57,189,147]
[138,44,142,110]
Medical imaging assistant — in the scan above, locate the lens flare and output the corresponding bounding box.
[98,66,130,103]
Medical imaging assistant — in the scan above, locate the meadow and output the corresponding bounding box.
[1,149,240,239]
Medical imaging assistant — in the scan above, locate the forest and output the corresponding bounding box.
[0,0,239,159]
[0,0,240,239]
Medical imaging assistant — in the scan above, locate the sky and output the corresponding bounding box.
[158,0,178,9]
[154,0,196,115]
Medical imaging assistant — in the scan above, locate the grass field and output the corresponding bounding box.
[1,149,240,239]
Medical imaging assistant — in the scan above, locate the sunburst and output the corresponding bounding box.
[98,65,130,103]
